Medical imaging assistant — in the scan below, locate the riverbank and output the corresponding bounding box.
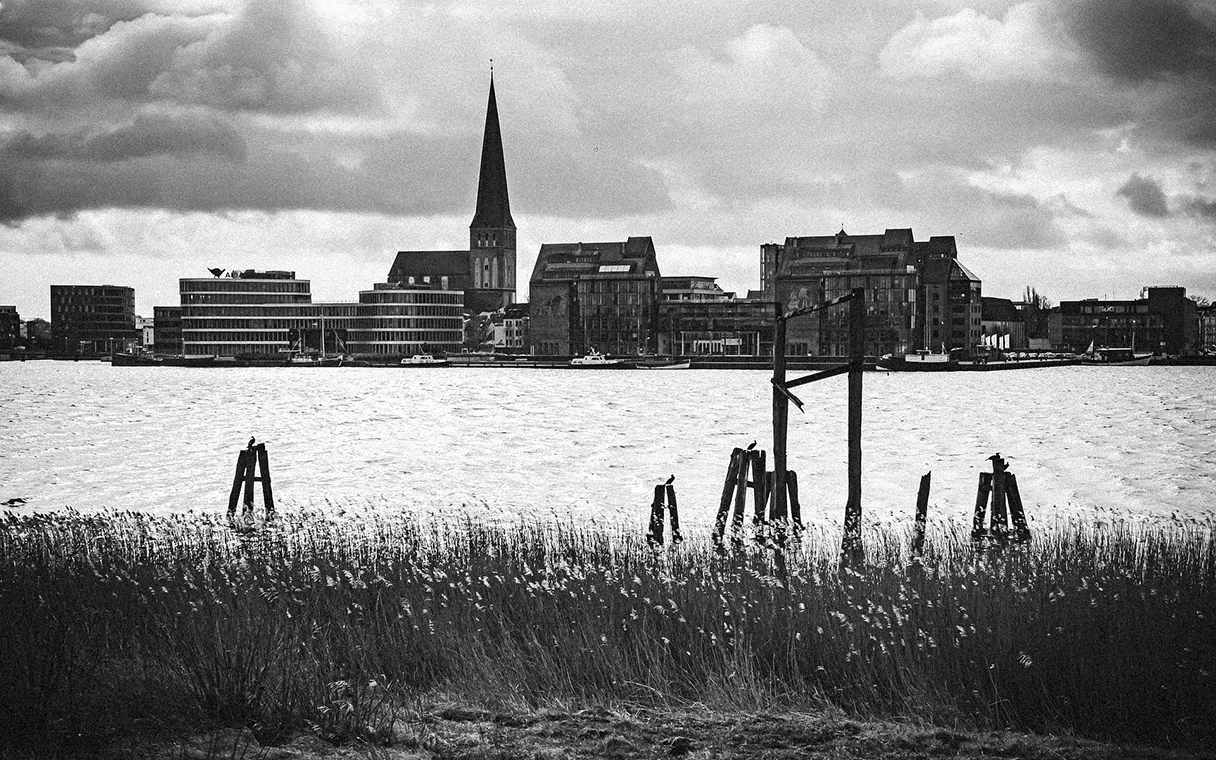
[0,510,1212,757]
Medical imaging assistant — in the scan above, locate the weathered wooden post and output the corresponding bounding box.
[989,454,1009,541]
[256,443,274,517]
[731,450,750,533]
[912,471,931,560]
[786,470,802,529]
[750,448,768,525]
[1006,472,1030,543]
[713,448,744,543]
[972,472,993,540]
[227,449,251,518]
[648,484,666,545]
[841,287,865,566]
[665,481,682,543]
[772,307,789,521]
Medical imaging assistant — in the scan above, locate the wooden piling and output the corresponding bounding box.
[1006,472,1030,542]
[990,457,1008,541]
[751,449,768,525]
[227,449,249,517]
[665,483,681,543]
[732,450,750,533]
[972,472,993,540]
[913,471,931,559]
[648,484,666,545]
[787,470,802,528]
[256,443,274,517]
[841,287,865,565]
[714,448,743,542]
[241,447,257,516]
[772,313,789,521]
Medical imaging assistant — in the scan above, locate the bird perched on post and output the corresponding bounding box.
[665,474,675,486]
[247,437,256,449]
[746,440,757,450]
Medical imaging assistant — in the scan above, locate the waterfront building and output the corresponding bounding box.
[346,283,464,356]
[660,295,773,356]
[388,75,517,313]
[0,306,19,351]
[980,297,1027,350]
[50,284,138,355]
[135,315,153,347]
[763,229,981,357]
[1199,304,1216,354]
[153,306,182,355]
[179,270,463,357]
[661,276,732,303]
[491,303,529,352]
[529,237,662,356]
[1050,286,1197,355]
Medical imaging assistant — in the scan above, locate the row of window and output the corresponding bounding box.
[181,281,308,293]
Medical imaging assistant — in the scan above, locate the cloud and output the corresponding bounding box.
[1180,196,1216,220]
[879,3,1076,82]
[1117,173,1171,217]
[5,112,245,162]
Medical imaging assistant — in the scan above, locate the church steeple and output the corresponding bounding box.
[470,73,515,231]
[468,70,517,312]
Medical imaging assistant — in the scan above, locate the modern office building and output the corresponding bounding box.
[529,237,662,356]
[346,283,464,355]
[1198,303,1216,354]
[152,306,182,354]
[387,75,517,313]
[0,306,19,351]
[179,270,463,357]
[50,285,138,355]
[1050,286,1197,355]
[762,228,982,357]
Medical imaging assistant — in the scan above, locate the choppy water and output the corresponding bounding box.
[1,362,1213,527]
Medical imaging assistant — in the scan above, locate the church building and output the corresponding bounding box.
[387,75,517,313]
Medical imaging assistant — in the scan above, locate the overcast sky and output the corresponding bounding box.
[2,0,1215,319]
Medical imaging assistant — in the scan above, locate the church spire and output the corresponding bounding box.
[470,72,515,231]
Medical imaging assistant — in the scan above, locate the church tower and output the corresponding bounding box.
[468,72,516,312]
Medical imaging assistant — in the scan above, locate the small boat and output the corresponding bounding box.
[1081,343,1152,366]
[111,351,163,366]
[400,354,450,367]
[638,360,691,370]
[162,354,217,367]
[569,349,636,369]
[876,349,959,372]
[285,351,343,367]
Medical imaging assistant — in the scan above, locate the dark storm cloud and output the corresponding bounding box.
[1067,0,1216,146]
[0,126,470,224]
[5,113,245,162]
[1117,173,1171,217]
[1068,0,1216,84]
[1181,196,1216,220]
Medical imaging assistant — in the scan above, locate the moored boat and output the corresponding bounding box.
[111,351,163,366]
[569,350,636,369]
[400,354,450,367]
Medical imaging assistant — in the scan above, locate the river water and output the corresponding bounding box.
[1,362,1213,527]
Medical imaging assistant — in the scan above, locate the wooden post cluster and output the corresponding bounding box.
[712,446,802,546]
[228,441,274,520]
[647,478,682,545]
[972,453,1030,544]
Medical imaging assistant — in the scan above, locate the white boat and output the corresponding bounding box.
[569,349,635,368]
[281,314,344,366]
[400,354,449,367]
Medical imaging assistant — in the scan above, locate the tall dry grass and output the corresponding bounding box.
[0,509,1212,751]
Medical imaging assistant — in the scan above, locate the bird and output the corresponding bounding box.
[208,267,225,277]
[665,474,675,486]
[247,437,256,449]
[746,440,757,450]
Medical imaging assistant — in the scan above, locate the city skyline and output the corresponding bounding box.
[3,0,1216,319]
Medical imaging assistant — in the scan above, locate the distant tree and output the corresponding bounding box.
[1021,286,1053,339]
[23,318,52,350]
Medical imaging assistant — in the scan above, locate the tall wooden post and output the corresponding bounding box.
[648,484,666,545]
[665,483,681,543]
[713,448,743,542]
[912,471,931,560]
[972,472,993,539]
[256,444,274,517]
[227,449,250,517]
[772,310,789,521]
[990,456,1008,541]
[841,287,865,564]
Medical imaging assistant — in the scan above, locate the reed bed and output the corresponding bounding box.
[0,509,1212,751]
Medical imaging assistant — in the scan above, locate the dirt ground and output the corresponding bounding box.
[140,704,1215,760]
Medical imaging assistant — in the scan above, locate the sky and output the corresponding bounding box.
[2,0,1216,320]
